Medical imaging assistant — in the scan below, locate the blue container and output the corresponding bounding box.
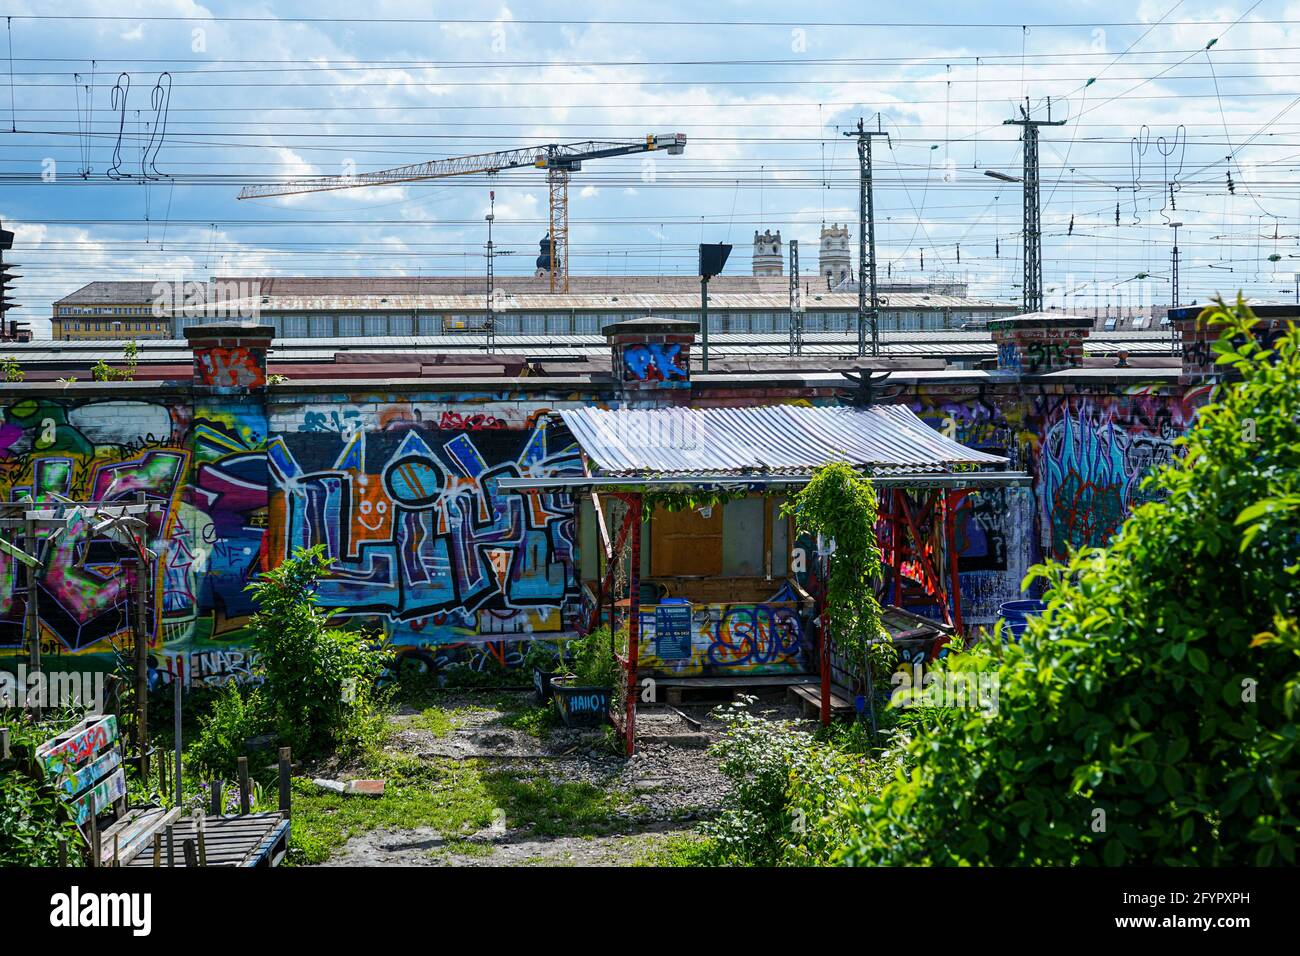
[998,600,1046,643]
[999,600,1048,625]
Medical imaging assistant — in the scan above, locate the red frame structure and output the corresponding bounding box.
[587,489,643,755]
[813,487,971,728]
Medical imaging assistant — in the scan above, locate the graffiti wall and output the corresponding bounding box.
[1,390,592,680]
[0,372,1212,678]
[264,396,589,666]
[1031,385,1210,560]
[909,382,1212,622]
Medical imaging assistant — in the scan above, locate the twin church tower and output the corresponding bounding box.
[752,224,851,288]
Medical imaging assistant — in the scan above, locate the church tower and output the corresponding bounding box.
[819,223,851,287]
[752,229,783,276]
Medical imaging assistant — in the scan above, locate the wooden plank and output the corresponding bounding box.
[53,749,122,799]
[100,806,182,867]
[651,674,817,689]
[68,768,127,826]
[245,820,291,867]
[36,715,118,775]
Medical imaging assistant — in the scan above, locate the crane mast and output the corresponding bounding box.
[238,134,686,292]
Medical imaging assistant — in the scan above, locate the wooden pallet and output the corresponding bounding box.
[123,812,291,868]
[99,806,184,866]
[788,683,856,720]
[652,674,818,706]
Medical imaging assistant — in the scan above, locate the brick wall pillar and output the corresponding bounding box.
[1174,310,1297,386]
[988,313,1092,375]
[603,316,698,401]
[183,322,273,392]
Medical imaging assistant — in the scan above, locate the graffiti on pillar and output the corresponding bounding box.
[195,347,264,389]
[623,343,689,384]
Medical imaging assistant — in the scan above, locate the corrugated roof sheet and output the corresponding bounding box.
[560,404,1007,478]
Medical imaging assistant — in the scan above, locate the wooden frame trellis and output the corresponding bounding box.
[0,492,164,766]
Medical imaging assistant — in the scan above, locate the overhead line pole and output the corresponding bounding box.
[1004,97,1065,313]
[845,115,889,356]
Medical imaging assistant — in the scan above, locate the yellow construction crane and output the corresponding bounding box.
[237,134,687,292]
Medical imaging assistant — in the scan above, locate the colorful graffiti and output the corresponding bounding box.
[636,598,809,677]
[1035,391,1203,559]
[196,346,265,390]
[1,376,1213,679]
[623,343,689,385]
[266,401,585,654]
[0,395,266,675]
[908,384,1209,619]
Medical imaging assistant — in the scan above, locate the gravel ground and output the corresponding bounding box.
[314,689,812,867]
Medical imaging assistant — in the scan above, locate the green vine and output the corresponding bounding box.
[781,462,883,666]
[640,487,751,519]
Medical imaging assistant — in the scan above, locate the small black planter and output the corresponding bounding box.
[533,666,562,703]
[550,677,612,728]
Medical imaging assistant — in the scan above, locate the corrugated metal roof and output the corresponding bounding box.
[560,404,1008,478]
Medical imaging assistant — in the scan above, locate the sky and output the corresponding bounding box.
[5,0,1300,337]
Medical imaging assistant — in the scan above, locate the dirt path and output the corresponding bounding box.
[319,820,698,867]
[310,689,807,867]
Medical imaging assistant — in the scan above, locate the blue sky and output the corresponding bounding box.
[4,0,1300,336]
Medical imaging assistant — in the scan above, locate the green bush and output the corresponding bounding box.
[831,298,1300,865]
[245,545,388,759]
[699,698,903,866]
[566,625,625,689]
[189,681,268,781]
[0,715,83,866]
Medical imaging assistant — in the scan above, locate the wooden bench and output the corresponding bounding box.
[652,673,819,706]
[37,714,180,866]
[788,682,857,720]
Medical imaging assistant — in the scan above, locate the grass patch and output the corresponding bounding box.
[483,772,639,837]
[287,753,499,865]
[443,838,495,858]
[634,832,715,867]
[499,703,560,738]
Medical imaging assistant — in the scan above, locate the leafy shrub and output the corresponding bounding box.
[832,298,1300,866]
[0,714,83,866]
[782,462,883,672]
[566,625,625,689]
[189,681,268,781]
[245,545,387,759]
[699,698,903,866]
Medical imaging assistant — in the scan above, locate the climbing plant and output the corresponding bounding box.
[781,462,883,664]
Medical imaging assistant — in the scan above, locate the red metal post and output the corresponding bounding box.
[818,601,831,728]
[890,489,902,606]
[942,489,965,647]
[625,493,642,755]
